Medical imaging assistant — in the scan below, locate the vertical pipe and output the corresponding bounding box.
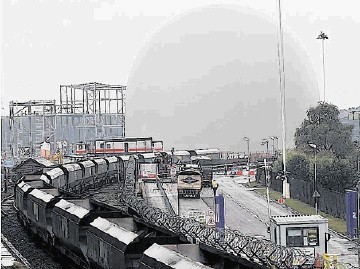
[82,87,85,113]
[122,86,125,137]
[177,188,180,216]
[264,159,271,222]
[357,182,360,267]
[314,150,317,214]
[322,38,326,102]
[59,85,62,113]
[247,139,250,184]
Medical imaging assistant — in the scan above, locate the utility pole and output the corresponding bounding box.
[317,31,329,102]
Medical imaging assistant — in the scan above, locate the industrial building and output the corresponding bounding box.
[1,82,126,162]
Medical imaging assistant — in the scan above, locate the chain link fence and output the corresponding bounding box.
[256,168,346,219]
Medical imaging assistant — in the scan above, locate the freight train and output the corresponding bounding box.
[12,154,315,268]
[13,156,213,269]
[40,156,127,193]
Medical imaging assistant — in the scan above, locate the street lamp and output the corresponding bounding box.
[243,137,250,162]
[309,143,320,214]
[243,137,250,183]
[317,31,329,102]
[270,136,278,156]
[261,139,269,155]
[264,158,272,225]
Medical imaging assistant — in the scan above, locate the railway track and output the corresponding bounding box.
[7,155,312,268]
[1,192,31,268]
[1,188,62,269]
[1,234,31,269]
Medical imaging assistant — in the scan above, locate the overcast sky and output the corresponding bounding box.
[1,0,359,115]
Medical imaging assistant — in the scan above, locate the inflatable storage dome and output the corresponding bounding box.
[126,4,319,151]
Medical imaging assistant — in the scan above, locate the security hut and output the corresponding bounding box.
[269,215,329,257]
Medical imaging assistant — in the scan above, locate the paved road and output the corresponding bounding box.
[144,176,358,267]
[215,176,358,268]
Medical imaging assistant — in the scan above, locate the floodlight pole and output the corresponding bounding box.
[317,31,329,102]
[276,0,289,199]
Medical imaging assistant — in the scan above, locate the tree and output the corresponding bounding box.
[286,150,311,181]
[294,102,354,158]
[313,157,358,192]
[272,150,310,181]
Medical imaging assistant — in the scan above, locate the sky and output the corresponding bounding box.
[1,0,359,116]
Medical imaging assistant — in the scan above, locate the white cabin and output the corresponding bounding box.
[269,215,329,257]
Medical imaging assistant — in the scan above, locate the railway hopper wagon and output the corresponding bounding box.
[105,156,126,184]
[91,158,108,187]
[44,167,66,189]
[51,199,92,267]
[14,180,46,227]
[140,243,212,269]
[14,177,195,269]
[86,217,139,269]
[61,163,83,193]
[25,188,61,245]
[177,168,202,198]
[78,160,96,191]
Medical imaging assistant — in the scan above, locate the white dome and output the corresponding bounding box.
[126,5,319,151]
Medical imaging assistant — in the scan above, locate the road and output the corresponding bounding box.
[143,175,358,267]
[215,175,358,268]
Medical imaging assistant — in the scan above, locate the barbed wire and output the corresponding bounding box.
[110,156,311,268]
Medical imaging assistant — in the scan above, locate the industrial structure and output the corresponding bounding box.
[2,82,126,162]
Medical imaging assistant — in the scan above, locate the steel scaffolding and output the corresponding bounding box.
[9,100,57,159]
[59,82,126,145]
[6,82,126,161]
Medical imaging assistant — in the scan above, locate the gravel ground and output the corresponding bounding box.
[1,187,64,269]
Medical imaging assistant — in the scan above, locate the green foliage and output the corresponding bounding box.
[271,102,359,192]
[314,157,358,192]
[286,150,311,181]
[272,150,311,181]
[294,102,354,158]
[272,149,358,192]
